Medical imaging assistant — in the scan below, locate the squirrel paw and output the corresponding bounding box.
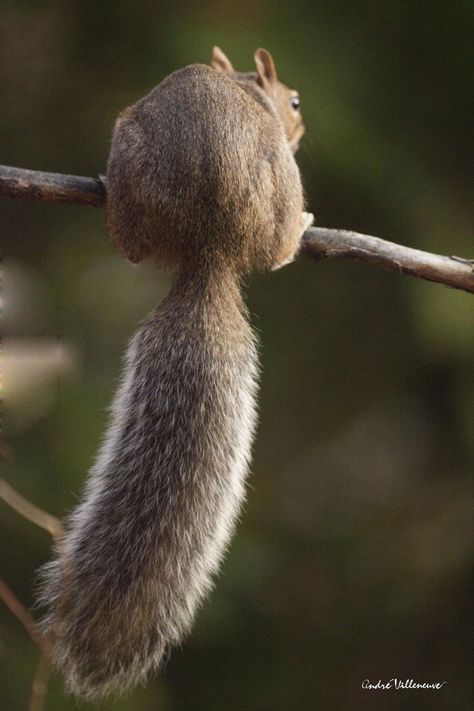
[271,212,315,271]
[271,212,314,272]
[300,211,314,236]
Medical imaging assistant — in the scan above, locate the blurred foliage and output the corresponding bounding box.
[1,1,473,710]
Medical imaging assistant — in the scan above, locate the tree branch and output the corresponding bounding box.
[0,164,105,207]
[1,164,473,294]
[301,228,474,293]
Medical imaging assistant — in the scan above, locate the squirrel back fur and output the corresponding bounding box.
[39,47,310,698]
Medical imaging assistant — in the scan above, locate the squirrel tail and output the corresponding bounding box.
[38,270,258,698]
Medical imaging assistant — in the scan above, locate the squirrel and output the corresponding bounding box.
[39,46,313,699]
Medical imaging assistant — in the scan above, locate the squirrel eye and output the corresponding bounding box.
[290,95,300,110]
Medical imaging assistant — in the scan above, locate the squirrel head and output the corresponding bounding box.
[211,46,305,152]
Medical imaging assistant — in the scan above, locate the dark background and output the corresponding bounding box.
[1,2,473,709]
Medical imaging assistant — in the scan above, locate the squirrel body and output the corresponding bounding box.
[107,59,305,269]
[40,47,311,698]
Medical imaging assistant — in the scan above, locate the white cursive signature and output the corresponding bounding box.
[362,679,447,691]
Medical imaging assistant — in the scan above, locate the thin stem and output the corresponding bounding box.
[29,653,52,711]
[0,478,63,540]
[0,576,51,656]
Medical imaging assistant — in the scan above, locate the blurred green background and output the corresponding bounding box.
[1,2,473,710]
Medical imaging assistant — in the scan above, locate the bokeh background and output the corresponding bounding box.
[1,2,473,710]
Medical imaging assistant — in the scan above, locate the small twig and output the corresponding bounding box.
[29,653,52,711]
[0,477,58,708]
[0,576,51,657]
[0,478,64,540]
[1,163,473,294]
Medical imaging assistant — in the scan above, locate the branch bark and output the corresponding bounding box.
[0,164,105,207]
[1,164,473,294]
[301,228,474,293]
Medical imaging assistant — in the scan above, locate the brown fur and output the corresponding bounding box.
[39,47,309,698]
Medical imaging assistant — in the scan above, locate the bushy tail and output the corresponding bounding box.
[38,277,258,699]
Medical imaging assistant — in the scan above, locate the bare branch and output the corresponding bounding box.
[0,164,105,207]
[0,576,51,657]
[302,227,474,294]
[1,163,473,294]
[0,478,64,540]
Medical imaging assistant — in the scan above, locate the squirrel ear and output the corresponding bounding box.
[211,46,234,74]
[254,48,277,88]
